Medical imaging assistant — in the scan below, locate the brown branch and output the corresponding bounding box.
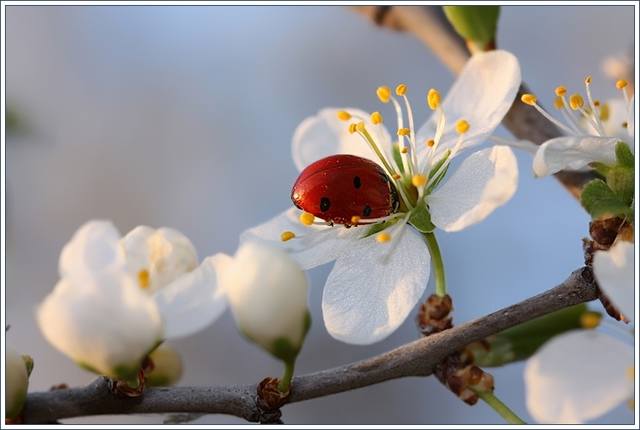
[22,267,597,424]
[352,5,595,199]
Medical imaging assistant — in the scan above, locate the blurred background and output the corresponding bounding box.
[5,5,634,424]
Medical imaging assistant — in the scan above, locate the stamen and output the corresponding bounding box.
[280,231,296,242]
[299,211,315,226]
[579,311,601,329]
[371,111,383,125]
[348,123,358,134]
[555,86,567,96]
[622,121,628,129]
[376,232,391,243]
[389,95,413,176]
[523,91,580,135]
[593,99,601,107]
[455,119,470,134]
[399,92,419,170]
[400,146,409,154]
[426,138,435,147]
[377,86,391,103]
[427,88,441,110]
[599,103,610,121]
[412,174,427,187]
[392,173,401,180]
[569,93,584,110]
[584,75,592,85]
[337,110,351,121]
[616,79,628,90]
[395,83,407,96]
[584,75,606,135]
[553,96,565,109]
[397,127,411,136]
[138,269,151,289]
[350,215,361,225]
[356,122,398,178]
[520,93,537,105]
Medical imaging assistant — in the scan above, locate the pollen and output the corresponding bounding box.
[397,127,411,136]
[138,269,151,289]
[520,93,537,106]
[299,211,315,226]
[427,88,441,110]
[395,83,407,96]
[280,231,296,242]
[584,75,592,85]
[426,138,435,147]
[569,93,584,110]
[400,146,409,154]
[377,86,392,103]
[580,311,601,329]
[555,86,567,96]
[376,232,391,243]
[355,121,367,132]
[337,110,352,121]
[593,99,601,107]
[412,174,427,187]
[455,119,470,134]
[616,79,628,90]
[371,111,383,124]
[350,215,361,225]
[553,96,565,110]
[348,123,358,134]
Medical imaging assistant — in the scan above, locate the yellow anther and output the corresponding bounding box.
[376,232,391,243]
[580,311,602,329]
[397,127,411,136]
[371,111,383,125]
[555,86,567,96]
[400,146,409,154]
[455,119,470,134]
[593,99,601,107]
[616,79,628,90]
[569,93,584,110]
[350,215,361,225]
[299,211,315,226]
[627,366,635,381]
[412,174,427,187]
[355,121,366,132]
[584,75,592,85]
[395,83,407,96]
[622,121,628,129]
[520,93,537,106]
[427,88,441,110]
[392,173,401,180]
[377,86,391,103]
[280,231,296,242]
[337,110,352,121]
[599,103,610,121]
[553,96,565,110]
[426,138,435,148]
[348,123,358,134]
[138,269,151,290]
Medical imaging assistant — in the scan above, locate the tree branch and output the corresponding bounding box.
[22,267,597,424]
[352,5,595,199]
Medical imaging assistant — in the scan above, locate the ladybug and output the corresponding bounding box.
[291,154,400,225]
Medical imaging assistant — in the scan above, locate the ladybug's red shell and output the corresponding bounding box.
[291,154,400,225]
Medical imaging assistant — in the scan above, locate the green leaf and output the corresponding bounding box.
[363,218,399,238]
[615,141,634,168]
[606,166,634,205]
[443,6,500,51]
[409,203,435,233]
[580,179,632,219]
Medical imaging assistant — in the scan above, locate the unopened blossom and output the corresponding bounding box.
[145,343,184,386]
[243,50,521,344]
[38,221,227,380]
[5,350,30,419]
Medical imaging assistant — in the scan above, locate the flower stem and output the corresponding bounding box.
[423,232,446,297]
[277,360,295,393]
[473,389,526,425]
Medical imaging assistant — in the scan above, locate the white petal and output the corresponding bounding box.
[37,273,163,379]
[240,207,363,270]
[416,50,521,157]
[322,226,430,345]
[525,330,634,424]
[223,242,309,352]
[121,226,199,292]
[428,146,518,232]
[532,136,618,177]
[599,98,634,140]
[59,220,126,280]
[292,108,393,171]
[154,254,230,339]
[593,241,635,322]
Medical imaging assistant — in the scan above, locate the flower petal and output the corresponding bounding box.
[154,254,230,339]
[416,50,521,158]
[240,207,363,270]
[532,136,619,177]
[593,240,635,322]
[292,108,393,171]
[322,226,430,344]
[524,330,634,424]
[37,273,163,379]
[428,146,518,232]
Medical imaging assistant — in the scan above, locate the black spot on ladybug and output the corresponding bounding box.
[353,176,362,189]
[363,205,372,217]
[320,197,331,212]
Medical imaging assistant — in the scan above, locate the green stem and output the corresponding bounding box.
[424,232,446,297]
[473,389,526,425]
[277,360,295,393]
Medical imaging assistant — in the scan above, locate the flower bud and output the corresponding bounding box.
[145,344,183,387]
[5,350,30,419]
[222,242,310,361]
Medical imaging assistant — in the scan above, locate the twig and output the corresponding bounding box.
[22,267,597,424]
[352,5,596,199]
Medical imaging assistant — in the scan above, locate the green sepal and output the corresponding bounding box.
[270,311,311,364]
[424,150,451,195]
[443,6,500,51]
[606,166,634,205]
[363,218,400,238]
[580,178,632,219]
[21,355,34,377]
[590,161,612,177]
[469,304,592,367]
[615,141,634,168]
[409,203,435,233]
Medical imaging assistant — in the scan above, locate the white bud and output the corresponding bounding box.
[222,242,310,360]
[5,350,29,419]
[146,343,183,387]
